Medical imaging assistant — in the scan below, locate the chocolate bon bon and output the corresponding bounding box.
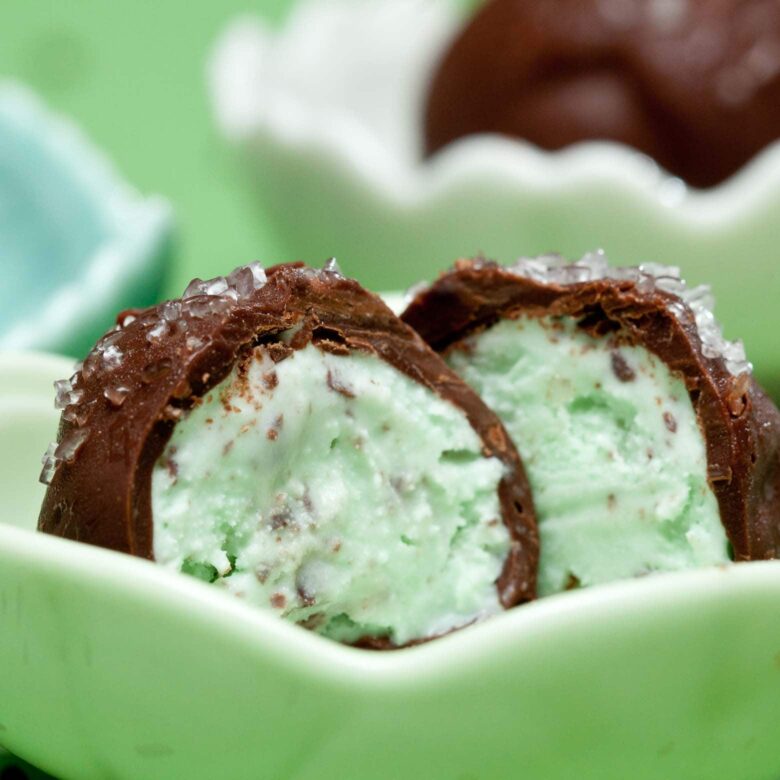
[38,261,537,647]
[403,253,780,594]
[424,0,780,187]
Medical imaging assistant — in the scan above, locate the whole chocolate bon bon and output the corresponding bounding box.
[424,0,780,187]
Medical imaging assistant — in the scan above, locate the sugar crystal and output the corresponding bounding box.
[227,263,267,298]
[55,428,88,463]
[323,258,343,276]
[101,345,123,370]
[183,278,209,299]
[204,277,228,296]
[146,320,171,343]
[39,442,59,485]
[502,251,751,377]
[54,379,73,409]
[104,386,131,408]
[63,404,91,427]
[161,301,182,322]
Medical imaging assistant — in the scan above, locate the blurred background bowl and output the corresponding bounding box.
[208,0,780,397]
[0,83,172,357]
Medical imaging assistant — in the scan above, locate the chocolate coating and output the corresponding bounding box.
[38,262,538,617]
[424,0,780,187]
[403,259,780,561]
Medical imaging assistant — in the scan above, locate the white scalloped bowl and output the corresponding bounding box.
[208,0,780,394]
[0,83,172,357]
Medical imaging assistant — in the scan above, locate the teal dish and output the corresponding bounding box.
[0,83,172,357]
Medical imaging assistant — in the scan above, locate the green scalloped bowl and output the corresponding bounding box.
[2,351,780,779]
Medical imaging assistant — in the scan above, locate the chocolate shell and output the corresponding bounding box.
[424,0,780,188]
[402,255,780,561]
[38,262,538,612]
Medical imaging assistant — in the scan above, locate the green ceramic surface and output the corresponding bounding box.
[3,354,780,780]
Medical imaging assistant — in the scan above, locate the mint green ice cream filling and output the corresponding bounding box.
[152,342,509,645]
[447,316,730,597]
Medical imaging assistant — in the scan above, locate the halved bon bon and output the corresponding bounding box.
[38,262,538,647]
[403,254,780,596]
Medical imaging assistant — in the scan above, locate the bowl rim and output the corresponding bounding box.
[4,348,780,684]
[6,516,780,686]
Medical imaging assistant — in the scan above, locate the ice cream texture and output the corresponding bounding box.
[447,316,729,596]
[152,341,509,645]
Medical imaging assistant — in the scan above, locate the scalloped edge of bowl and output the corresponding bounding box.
[6,486,780,682]
[8,482,780,680]
[2,351,780,681]
[0,82,173,355]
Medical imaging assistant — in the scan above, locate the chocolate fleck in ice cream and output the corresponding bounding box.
[424,0,780,187]
[403,253,780,595]
[38,261,537,647]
